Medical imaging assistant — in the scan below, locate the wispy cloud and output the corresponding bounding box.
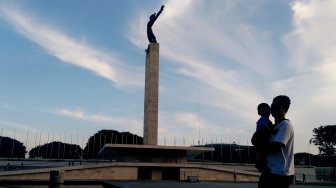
[285,0,336,69]
[129,0,336,153]
[130,0,275,122]
[276,0,336,152]
[0,4,143,89]
[1,104,15,110]
[0,120,38,133]
[2,0,335,154]
[281,0,336,103]
[158,111,251,146]
[54,108,142,134]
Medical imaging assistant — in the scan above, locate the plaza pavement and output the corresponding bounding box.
[106,181,336,188]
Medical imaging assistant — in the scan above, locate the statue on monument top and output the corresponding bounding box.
[147,5,164,43]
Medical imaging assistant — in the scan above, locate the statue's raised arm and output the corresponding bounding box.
[147,5,165,43]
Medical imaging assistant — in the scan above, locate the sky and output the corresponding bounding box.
[1,0,336,155]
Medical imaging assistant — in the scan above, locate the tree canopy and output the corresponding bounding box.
[29,141,82,159]
[310,125,336,156]
[83,129,143,159]
[0,136,26,158]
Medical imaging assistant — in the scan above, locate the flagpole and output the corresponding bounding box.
[70,134,73,159]
[25,130,29,157]
[0,128,3,147]
[221,138,223,162]
[34,132,38,158]
[247,140,250,164]
[76,133,79,159]
[46,132,49,159]
[58,132,61,159]
[111,133,113,144]
[11,129,16,158]
[50,131,54,159]
[100,132,102,148]
[63,132,66,159]
[92,134,95,159]
[104,134,107,147]
[230,140,232,164]
[87,135,90,159]
[37,130,42,159]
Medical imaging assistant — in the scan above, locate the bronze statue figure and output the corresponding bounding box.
[147,5,164,43]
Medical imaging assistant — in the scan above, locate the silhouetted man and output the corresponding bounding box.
[258,95,294,188]
[147,5,164,43]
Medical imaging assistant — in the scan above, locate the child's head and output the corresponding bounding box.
[257,103,271,117]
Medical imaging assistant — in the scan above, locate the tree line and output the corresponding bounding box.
[0,125,335,166]
[0,129,143,159]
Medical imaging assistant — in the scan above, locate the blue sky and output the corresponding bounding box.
[1,0,336,154]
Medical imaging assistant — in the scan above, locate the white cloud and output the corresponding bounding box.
[0,5,143,89]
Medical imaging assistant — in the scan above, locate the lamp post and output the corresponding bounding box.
[308,141,311,167]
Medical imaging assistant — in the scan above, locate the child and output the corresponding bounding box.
[251,103,273,172]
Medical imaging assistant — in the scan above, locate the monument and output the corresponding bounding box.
[99,5,214,180]
[0,6,260,184]
[143,5,163,145]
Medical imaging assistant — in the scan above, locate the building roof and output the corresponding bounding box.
[98,144,215,156]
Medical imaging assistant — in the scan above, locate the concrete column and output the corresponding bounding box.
[143,43,159,145]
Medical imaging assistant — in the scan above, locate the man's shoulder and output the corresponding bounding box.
[273,119,294,138]
[277,119,293,128]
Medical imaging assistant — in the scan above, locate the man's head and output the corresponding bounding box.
[150,13,156,21]
[257,103,271,117]
[271,95,291,119]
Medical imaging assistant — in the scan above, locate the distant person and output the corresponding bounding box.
[303,173,306,183]
[251,103,273,172]
[4,163,11,171]
[147,5,165,43]
[258,95,294,188]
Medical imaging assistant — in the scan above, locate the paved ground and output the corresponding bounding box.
[0,160,97,172]
[0,181,335,188]
[106,181,336,188]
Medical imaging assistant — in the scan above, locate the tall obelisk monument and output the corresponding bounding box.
[143,5,164,145]
[143,43,159,145]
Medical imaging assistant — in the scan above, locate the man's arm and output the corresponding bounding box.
[265,122,292,153]
[155,5,165,20]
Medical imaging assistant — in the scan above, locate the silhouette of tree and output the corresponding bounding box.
[29,141,82,159]
[310,125,336,156]
[0,136,26,158]
[83,129,143,159]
